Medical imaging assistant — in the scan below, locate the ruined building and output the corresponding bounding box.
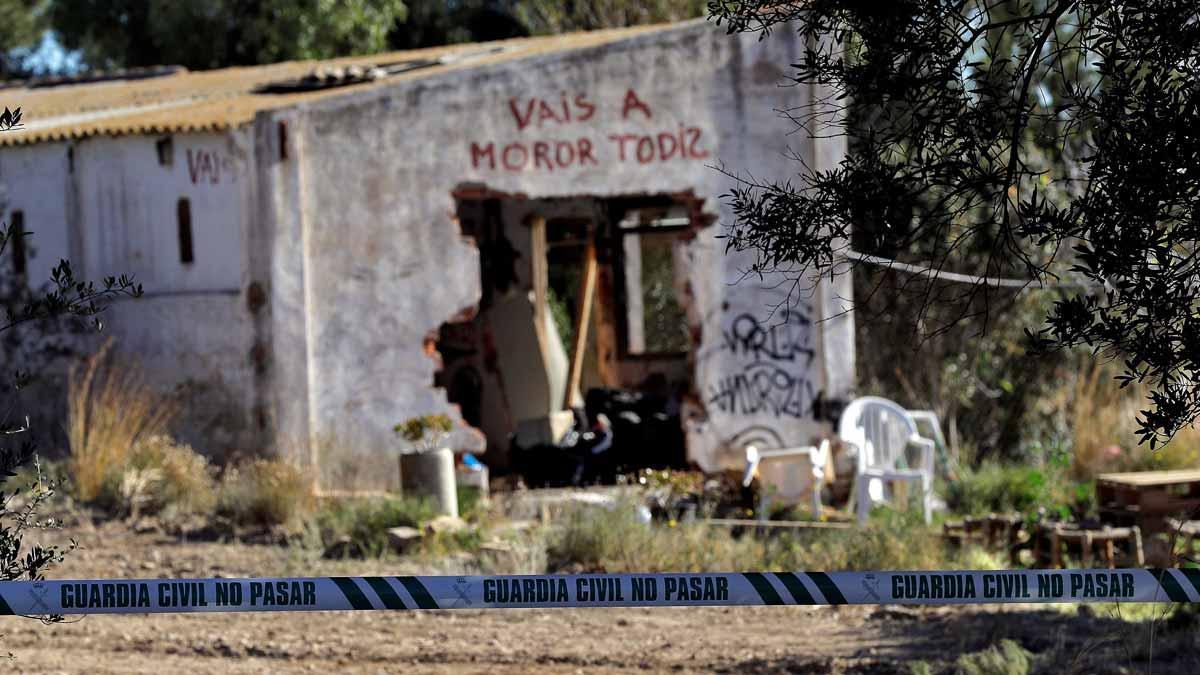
[0,19,854,489]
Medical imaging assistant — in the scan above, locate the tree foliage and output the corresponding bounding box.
[1,218,140,617]
[386,0,529,50]
[515,0,706,35]
[40,0,706,72]
[710,0,1200,447]
[0,0,44,77]
[48,0,407,71]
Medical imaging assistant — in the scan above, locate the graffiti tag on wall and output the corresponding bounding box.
[186,149,236,184]
[706,307,817,420]
[469,89,710,172]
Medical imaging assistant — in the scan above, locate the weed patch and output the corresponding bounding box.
[217,459,313,529]
[115,435,216,519]
[954,640,1032,675]
[67,341,177,504]
[547,500,1005,573]
[311,496,437,556]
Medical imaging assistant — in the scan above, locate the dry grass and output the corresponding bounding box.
[217,458,315,528]
[1063,363,1200,479]
[122,435,216,519]
[67,340,178,503]
[547,500,1005,573]
[313,433,400,493]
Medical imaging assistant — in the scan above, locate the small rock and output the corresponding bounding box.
[494,520,536,535]
[425,515,467,535]
[387,526,423,554]
[132,518,160,534]
[478,541,521,569]
[323,536,361,559]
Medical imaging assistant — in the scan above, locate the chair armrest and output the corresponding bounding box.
[911,436,935,473]
[742,444,826,486]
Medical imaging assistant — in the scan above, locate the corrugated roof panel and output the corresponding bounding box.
[0,24,677,146]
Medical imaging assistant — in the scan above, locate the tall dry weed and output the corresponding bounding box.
[123,435,216,518]
[217,458,314,528]
[67,340,177,502]
[1063,362,1200,478]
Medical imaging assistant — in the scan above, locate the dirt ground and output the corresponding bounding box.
[3,518,1196,674]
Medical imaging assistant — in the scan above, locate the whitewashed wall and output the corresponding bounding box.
[2,20,854,474]
[0,131,263,458]
[263,19,854,475]
[0,142,73,285]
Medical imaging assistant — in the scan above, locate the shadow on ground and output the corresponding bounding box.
[723,606,1199,674]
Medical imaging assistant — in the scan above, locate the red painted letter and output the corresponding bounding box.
[621,89,652,120]
[577,138,598,165]
[574,94,596,122]
[685,127,710,159]
[608,134,638,161]
[470,142,496,170]
[186,149,202,183]
[509,98,537,131]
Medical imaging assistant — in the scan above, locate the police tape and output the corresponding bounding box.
[2,569,1198,615]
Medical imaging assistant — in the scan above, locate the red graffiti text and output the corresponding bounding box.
[186,149,232,184]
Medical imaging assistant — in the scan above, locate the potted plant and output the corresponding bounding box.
[395,414,454,454]
[394,414,458,517]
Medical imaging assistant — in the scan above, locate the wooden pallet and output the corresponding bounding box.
[943,514,1026,564]
[1029,523,1145,568]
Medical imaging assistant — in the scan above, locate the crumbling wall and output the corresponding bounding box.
[263,18,852,480]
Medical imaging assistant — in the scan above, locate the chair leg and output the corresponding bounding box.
[857,477,870,526]
[757,493,770,524]
[810,477,822,520]
[921,473,933,525]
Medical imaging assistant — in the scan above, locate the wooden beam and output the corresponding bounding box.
[528,215,551,369]
[563,235,598,409]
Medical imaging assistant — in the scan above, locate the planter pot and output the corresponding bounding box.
[399,447,459,518]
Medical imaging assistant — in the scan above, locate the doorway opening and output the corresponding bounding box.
[435,188,709,483]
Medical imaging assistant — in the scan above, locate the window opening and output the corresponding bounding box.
[9,210,26,276]
[177,198,194,264]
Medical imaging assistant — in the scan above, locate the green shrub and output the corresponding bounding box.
[422,526,486,559]
[954,640,1032,675]
[945,464,1046,516]
[546,499,998,573]
[313,496,437,555]
[945,463,1093,519]
[457,485,484,522]
[217,459,313,528]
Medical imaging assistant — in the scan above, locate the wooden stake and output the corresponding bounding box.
[529,215,551,368]
[563,235,598,410]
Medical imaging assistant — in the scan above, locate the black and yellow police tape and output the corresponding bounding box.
[1,569,1197,616]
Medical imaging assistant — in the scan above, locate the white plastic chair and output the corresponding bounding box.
[839,397,935,525]
[742,440,830,520]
